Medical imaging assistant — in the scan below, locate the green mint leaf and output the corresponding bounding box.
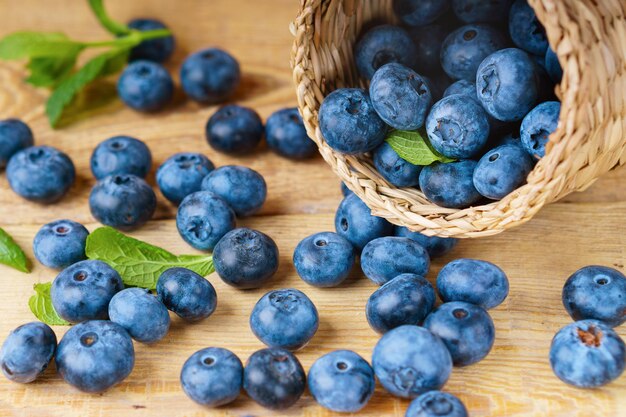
[85,227,215,290]
[87,0,131,36]
[386,129,456,166]
[26,53,78,87]
[0,227,29,273]
[0,32,84,60]
[28,282,70,326]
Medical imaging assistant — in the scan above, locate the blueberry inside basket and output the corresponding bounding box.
[290,0,626,238]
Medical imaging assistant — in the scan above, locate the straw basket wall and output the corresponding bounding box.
[290,0,626,238]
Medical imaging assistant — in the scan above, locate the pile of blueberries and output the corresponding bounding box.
[320,0,564,209]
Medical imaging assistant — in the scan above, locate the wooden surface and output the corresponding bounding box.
[0,1,625,416]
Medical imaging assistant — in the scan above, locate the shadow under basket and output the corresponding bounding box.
[290,0,626,238]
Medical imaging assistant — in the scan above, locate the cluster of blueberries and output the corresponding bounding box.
[319,0,564,209]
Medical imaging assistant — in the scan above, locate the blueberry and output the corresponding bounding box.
[265,108,317,160]
[0,322,56,383]
[341,182,354,197]
[437,258,509,309]
[318,88,387,155]
[51,260,123,323]
[408,24,448,75]
[366,274,436,333]
[89,174,156,230]
[243,348,306,410]
[180,347,243,407]
[405,391,468,417]
[355,25,418,80]
[213,228,279,289]
[476,48,540,122]
[394,226,458,258]
[200,165,266,217]
[473,143,534,200]
[308,350,375,412]
[334,193,393,251]
[293,232,355,287]
[180,48,240,104]
[370,63,432,131]
[443,79,477,99]
[441,24,507,81]
[426,95,490,158]
[562,266,626,328]
[419,160,482,209]
[90,136,152,180]
[550,320,625,388]
[205,105,264,155]
[250,288,319,351]
[544,47,562,84]
[117,60,173,112]
[0,119,33,169]
[520,101,560,159]
[393,0,450,27]
[156,267,217,322]
[108,288,170,343]
[451,0,512,23]
[55,320,134,393]
[508,0,548,55]
[33,219,89,269]
[361,237,430,285]
[176,191,235,251]
[372,325,452,398]
[157,152,215,205]
[373,142,422,187]
[127,18,175,63]
[7,146,75,203]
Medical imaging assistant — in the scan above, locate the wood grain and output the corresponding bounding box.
[0,1,625,416]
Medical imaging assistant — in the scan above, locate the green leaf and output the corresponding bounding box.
[26,53,78,87]
[87,0,132,36]
[85,227,215,290]
[386,129,456,166]
[0,228,29,273]
[28,282,70,326]
[0,32,84,60]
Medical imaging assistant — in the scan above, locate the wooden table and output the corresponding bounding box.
[0,1,624,416]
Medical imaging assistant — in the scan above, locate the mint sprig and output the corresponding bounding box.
[29,282,70,326]
[0,227,29,273]
[88,0,132,36]
[386,129,456,166]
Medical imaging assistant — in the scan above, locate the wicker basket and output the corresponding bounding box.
[290,0,626,238]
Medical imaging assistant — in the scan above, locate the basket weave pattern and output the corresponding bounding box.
[291,0,626,238]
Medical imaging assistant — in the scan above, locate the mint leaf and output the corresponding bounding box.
[26,54,78,87]
[85,227,215,290]
[386,129,456,166]
[88,0,132,36]
[29,282,70,326]
[0,228,29,273]
[0,32,84,60]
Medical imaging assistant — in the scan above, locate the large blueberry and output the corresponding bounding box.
[334,193,393,251]
[180,48,240,104]
[520,101,560,159]
[156,152,215,205]
[180,347,243,407]
[366,273,436,334]
[562,266,626,328]
[308,350,375,413]
[419,160,482,209]
[473,143,534,200]
[0,322,56,383]
[156,267,217,322]
[127,18,175,63]
[90,135,152,180]
[443,79,477,99]
[200,165,266,217]
[205,105,264,155]
[361,237,430,285]
[451,0,513,23]
[437,258,509,309]
[544,47,563,84]
[7,145,75,203]
[550,320,625,388]
[319,88,387,155]
[476,48,539,122]
[372,325,452,398]
[213,228,279,289]
[373,142,422,187]
[265,108,317,160]
[33,219,89,269]
[243,348,306,410]
[51,260,124,323]
[370,63,432,131]
[55,320,134,393]
[108,288,170,343]
[393,0,450,27]
[406,391,468,417]
[509,0,548,55]
[176,191,235,251]
[355,25,418,80]
[293,232,355,287]
[394,226,458,258]
[408,24,448,75]
[89,174,156,230]
[117,60,173,112]
[0,119,33,169]
[250,288,319,351]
